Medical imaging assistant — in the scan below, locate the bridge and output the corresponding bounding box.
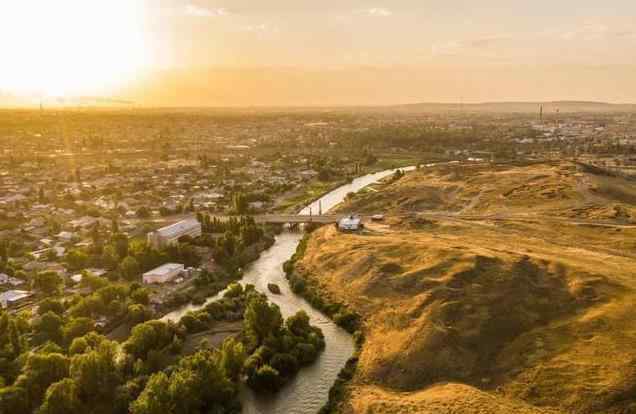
[253,214,345,224]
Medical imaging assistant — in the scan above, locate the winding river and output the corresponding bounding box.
[162,166,415,414]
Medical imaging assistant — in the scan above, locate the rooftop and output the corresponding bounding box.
[155,218,200,239]
[143,263,184,277]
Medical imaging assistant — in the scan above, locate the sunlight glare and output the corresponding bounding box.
[0,0,149,97]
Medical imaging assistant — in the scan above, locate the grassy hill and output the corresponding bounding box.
[295,162,636,413]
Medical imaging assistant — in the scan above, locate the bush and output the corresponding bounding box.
[294,343,317,365]
[270,353,299,378]
[247,365,281,392]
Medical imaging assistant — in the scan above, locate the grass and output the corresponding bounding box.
[295,161,636,414]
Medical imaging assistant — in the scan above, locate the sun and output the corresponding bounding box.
[0,0,149,97]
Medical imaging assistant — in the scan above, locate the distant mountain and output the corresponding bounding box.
[389,100,636,113]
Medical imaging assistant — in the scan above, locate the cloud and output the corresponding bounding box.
[184,4,229,18]
[240,23,280,37]
[366,8,392,17]
[431,34,511,56]
[560,23,608,40]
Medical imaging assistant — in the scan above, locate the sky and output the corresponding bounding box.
[1,0,636,106]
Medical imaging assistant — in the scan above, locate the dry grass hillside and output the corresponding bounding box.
[342,162,636,222]
[296,162,636,414]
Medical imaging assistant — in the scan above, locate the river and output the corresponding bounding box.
[162,166,415,414]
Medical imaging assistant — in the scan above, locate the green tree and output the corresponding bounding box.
[130,288,150,305]
[101,245,119,270]
[65,249,89,271]
[220,337,246,381]
[63,318,95,344]
[127,304,151,325]
[37,378,83,414]
[14,352,69,409]
[33,311,64,345]
[244,296,283,345]
[0,386,29,414]
[136,207,151,219]
[233,193,247,214]
[286,310,311,337]
[120,256,141,281]
[130,372,172,414]
[247,364,281,391]
[70,341,121,403]
[37,298,65,316]
[112,233,129,258]
[123,321,176,360]
[32,271,63,295]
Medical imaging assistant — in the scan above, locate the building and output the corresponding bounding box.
[0,290,32,309]
[338,215,362,231]
[142,263,184,284]
[147,218,202,249]
[0,273,25,287]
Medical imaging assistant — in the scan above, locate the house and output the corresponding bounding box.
[142,263,184,284]
[57,231,75,242]
[0,274,25,287]
[0,290,32,309]
[147,218,202,249]
[338,215,362,231]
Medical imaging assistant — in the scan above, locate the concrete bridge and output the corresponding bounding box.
[253,214,344,224]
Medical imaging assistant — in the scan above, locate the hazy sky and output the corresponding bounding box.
[1,0,636,105]
[149,0,636,68]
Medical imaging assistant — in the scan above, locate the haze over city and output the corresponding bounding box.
[2,0,636,106]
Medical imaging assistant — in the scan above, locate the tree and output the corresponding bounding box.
[130,288,150,305]
[0,386,29,414]
[233,193,247,214]
[32,271,63,295]
[136,207,151,219]
[38,299,65,316]
[14,352,69,408]
[111,219,119,234]
[65,250,89,271]
[70,341,121,403]
[127,304,151,325]
[37,378,83,414]
[130,372,172,414]
[270,353,299,378]
[123,321,176,360]
[244,296,283,345]
[286,310,311,337]
[120,256,141,281]
[101,245,119,270]
[112,233,129,258]
[247,364,281,391]
[63,318,95,344]
[220,337,246,381]
[79,272,108,292]
[33,311,64,345]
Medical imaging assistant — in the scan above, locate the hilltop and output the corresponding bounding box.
[294,161,636,413]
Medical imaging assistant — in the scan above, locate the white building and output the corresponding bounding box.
[338,215,362,231]
[0,273,25,287]
[147,218,202,249]
[142,263,184,284]
[0,290,32,309]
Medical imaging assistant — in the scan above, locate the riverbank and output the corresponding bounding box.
[284,234,363,413]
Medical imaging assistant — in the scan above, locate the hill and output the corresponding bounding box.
[388,101,636,113]
[294,161,636,413]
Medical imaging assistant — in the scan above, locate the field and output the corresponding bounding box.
[296,162,636,413]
